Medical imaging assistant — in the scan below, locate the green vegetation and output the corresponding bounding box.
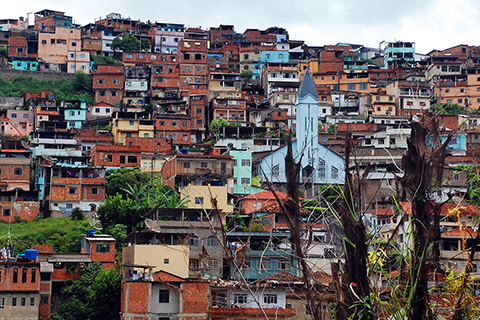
[241,70,253,78]
[50,262,122,320]
[0,47,7,57]
[91,53,122,65]
[210,117,230,133]
[98,167,189,232]
[431,103,471,115]
[0,72,94,105]
[0,217,90,255]
[111,33,151,52]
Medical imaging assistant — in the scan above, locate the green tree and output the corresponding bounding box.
[105,167,150,198]
[140,38,152,52]
[72,71,92,92]
[71,207,85,221]
[111,34,140,52]
[0,47,7,57]
[431,103,470,115]
[87,267,122,320]
[210,117,230,133]
[105,224,128,251]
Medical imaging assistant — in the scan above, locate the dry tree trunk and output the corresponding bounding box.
[333,133,371,320]
[400,113,450,320]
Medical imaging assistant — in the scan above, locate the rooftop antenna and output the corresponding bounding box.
[20,140,30,150]
[41,151,52,162]
[144,218,162,233]
[88,214,103,230]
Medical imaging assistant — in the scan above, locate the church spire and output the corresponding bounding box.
[296,68,319,102]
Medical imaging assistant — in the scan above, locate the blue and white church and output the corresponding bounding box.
[255,69,345,195]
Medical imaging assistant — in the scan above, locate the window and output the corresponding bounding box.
[11,113,17,118]
[390,138,396,145]
[12,297,17,306]
[92,188,99,195]
[445,89,451,93]
[359,83,368,90]
[257,259,271,270]
[21,298,25,306]
[272,164,279,177]
[164,259,169,264]
[454,173,459,181]
[378,139,384,145]
[99,90,106,97]
[17,47,24,53]
[195,197,204,205]
[94,108,100,113]
[196,107,202,114]
[207,236,218,246]
[264,294,277,304]
[460,88,465,93]
[348,84,356,90]
[241,159,251,166]
[171,121,177,127]
[14,168,23,175]
[97,79,104,85]
[128,156,137,163]
[30,298,35,306]
[241,178,250,185]
[389,96,393,102]
[234,294,248,304]
[201,162,208,168]
[69,187,77,194]
[458,99,463,103]
[119,155,126,164]
[95,243,110,253]
[182,122,188,127]
[183,162,190,169]
[3,209,11,217]
[158,121,165,126]
[319,159,325,179]
[331,166,339,179]
[13,269,18,283]
[159,290,169,303]
[31,269,36,283]
[207,259,218,268]
[0,298,3,309]
[40,295,48,305]
[277,260,291,270]
[22,268,27,283]
[111,90,117,96]
[183,66,191,72]
[190,259,199,271]
[188,236,199,246]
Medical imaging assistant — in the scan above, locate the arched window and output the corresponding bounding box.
[207,236,218,246]
[188,236,199,246]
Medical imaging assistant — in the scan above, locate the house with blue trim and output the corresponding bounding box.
[254,69,345,196]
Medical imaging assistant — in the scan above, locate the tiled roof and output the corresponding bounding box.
[243,191,289,200]
[32,244,54,254]
[257,271,302,283]
[152,270,185,282]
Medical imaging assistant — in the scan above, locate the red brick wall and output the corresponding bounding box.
[0,164,30,182]
[182,282,209,314]
[8,36,27,57]
[156,118,191,144]
[125,281,150,313]
[124,137,172,154]
[0,201,39,223]
[0,264,40,291]
[52,269,80,281]
[91,145,142,167]
[87,240,115,264]
[161,157,177,188]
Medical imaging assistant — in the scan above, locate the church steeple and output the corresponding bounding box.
[295,67,319,170]
[296,68,319,103]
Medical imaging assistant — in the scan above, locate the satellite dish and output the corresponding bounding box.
[88,215,103,230]
[21,140,30,149]
[145,218,161,233]
[41,151,52,162]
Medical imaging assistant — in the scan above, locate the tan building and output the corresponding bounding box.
[122,244,189,278]
[38,27,82,70]
[180,183,234,212]
[111,112,155,145]
[66,50,90,74]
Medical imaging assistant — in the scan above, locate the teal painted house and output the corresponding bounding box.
[229,149,262,195]
[64,100,87,129]
[12,59,39,71]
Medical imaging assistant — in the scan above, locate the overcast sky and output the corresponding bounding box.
[3,0,480,54]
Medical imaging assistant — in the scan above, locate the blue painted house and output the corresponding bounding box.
[252,50,290,80]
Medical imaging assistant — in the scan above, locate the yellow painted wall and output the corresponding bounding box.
[181,184,234,213]
[123,244,189,278]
